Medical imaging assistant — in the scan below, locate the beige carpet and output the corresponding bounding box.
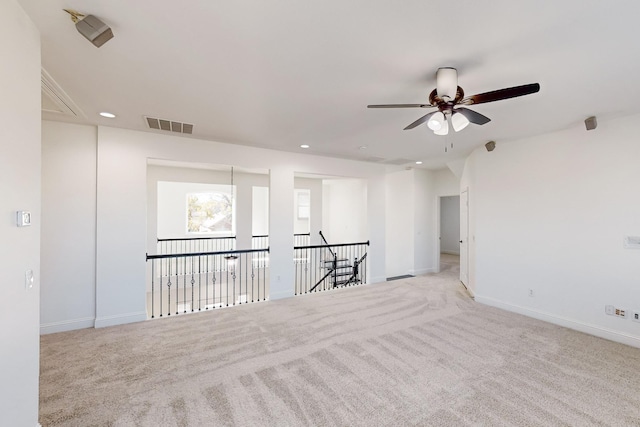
[40,261,640,426]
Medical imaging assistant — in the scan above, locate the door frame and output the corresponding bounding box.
[459,187,469,287]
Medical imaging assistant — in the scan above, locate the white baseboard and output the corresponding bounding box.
[475,295,640,349]
[94,311,147,328]
[409,267,436,276]
[40,317,95,335]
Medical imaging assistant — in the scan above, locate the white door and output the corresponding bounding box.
[460,188,469,286]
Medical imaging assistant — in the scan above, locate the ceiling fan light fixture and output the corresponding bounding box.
[436,67,457,100]
[427,111,445,131]
[451,111,470,132]
[433,118,449,135]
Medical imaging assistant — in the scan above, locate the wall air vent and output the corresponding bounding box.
[144,116,193,134]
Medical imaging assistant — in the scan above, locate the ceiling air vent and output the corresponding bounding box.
[145,116,193,134]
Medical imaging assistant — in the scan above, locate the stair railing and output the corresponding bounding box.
[146,247,269,319]
[294,235,369,295]
[157,236,236,255]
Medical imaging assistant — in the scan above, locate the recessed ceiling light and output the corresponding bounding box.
[359,145,367,150]
[300,144,310,149]
[415,161,423,165]
[99,112,116,118]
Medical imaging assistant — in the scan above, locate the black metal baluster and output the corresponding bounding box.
[349,245,353,286]
[205,255,209,310]
[298,247,302,295]
[159,259,163,317]
[151,260,155,319]
[226,255,229,307]
[234,255,239,305]
[167,257,172,316]
[239,253,243,304]
[364,244,368,284]
[294,248,298,295]
[182,256,187,313]
[251,256,255,303]
[175,257,180,315]
[258,250,261,301]
[190,256,195,312]
[213,255,217,308]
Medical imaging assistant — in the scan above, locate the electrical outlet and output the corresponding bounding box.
[615,308,627,318]
[632,311,640,323]
[605,305,627,318]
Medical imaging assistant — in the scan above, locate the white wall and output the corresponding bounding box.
[41,122,97,334]
[293,189,310,234]
[147,167,323,248]
[94,126,386,326]
[434,168,460,196]
[0,1,40,424]
[385,169,438,278]
[40,122,388,331]
[385,170,414,277]
[466,113,640,348]
[440,196,460,254]
[460,152,477,294]
[295,177,323,243]
[412,169,436,276]
[322,178,368,243]
[147,165,270,252]
[252,186,269,235]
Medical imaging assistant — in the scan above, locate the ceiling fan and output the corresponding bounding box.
[367,67,540,135]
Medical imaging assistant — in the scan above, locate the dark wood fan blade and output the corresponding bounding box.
[367,103,433,108]
[461,83,540,105]
[456,107,491,125]
[404,111,437,130]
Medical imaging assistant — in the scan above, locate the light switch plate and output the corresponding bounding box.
[17,211,31,227]
[25,270,34,290]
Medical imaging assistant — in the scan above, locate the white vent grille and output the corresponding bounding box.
[145,116,193,134]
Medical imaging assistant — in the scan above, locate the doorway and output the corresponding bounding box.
[438,195,461,273]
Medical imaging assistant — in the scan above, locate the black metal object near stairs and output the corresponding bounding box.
[308,232,367,292]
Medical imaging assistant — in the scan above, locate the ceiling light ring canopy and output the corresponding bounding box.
[428,86,464,106]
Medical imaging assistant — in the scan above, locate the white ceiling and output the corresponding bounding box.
[19,0,640,169]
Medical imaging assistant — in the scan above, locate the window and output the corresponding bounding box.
[186,187,235,234]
